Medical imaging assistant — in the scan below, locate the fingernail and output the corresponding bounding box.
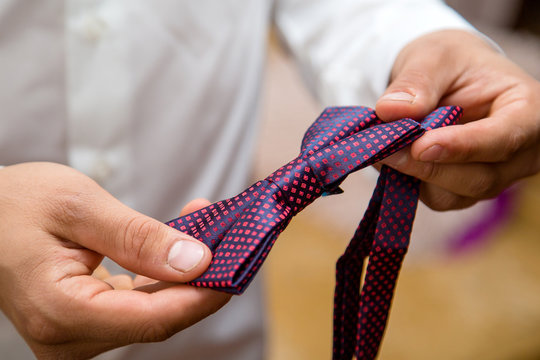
[379,91,416,104]
[167,240,205,273]
[383,151,408,169]
[419,144,444,162]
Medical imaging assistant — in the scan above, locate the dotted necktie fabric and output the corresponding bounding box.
[167,105,462,359]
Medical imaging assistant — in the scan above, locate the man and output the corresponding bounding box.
[0,1,538,359]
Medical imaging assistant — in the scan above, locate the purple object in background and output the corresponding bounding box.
[450,187,517,253]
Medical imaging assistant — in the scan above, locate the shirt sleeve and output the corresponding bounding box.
[273,0,477,107]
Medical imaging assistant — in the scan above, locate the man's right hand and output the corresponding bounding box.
[0,162,230,359]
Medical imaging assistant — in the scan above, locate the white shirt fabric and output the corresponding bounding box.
[0,0,473,359]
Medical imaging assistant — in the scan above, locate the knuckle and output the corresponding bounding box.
[458,142,476,162]
[43,169,98,226]
[533,146,540,175]
[48,191,92,227]
[137,320,174,343]
[417,161,438,181]
[521,80,540,104]
[420,184,477,211]
[467,169,499,198]
[23,313,65,345]
[423,193,460,211]
[500,126,528,161]
[120,216,163,269]
[393,69,431,94]
[445,132,475,162]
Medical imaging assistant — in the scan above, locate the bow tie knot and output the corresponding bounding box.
[266,106,431,214]
[267,158,322,213]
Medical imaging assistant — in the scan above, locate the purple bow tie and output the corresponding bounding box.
[167,105,462,359]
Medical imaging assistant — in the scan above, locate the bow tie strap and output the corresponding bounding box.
[333,167,420,359]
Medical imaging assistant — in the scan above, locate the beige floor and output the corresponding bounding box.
[259,40,540,360]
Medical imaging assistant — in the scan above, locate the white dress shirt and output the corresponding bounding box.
[0,0,472,358]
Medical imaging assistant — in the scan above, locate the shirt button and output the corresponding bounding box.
[81,14,107,43]
[91,156,112,184]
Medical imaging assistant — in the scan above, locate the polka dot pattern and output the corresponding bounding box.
[333,167,421,359]
[166,106,462,358]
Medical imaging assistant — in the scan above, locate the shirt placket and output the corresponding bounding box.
[65,0,132,201]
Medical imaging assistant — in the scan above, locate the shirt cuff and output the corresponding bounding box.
[317,2,487,106]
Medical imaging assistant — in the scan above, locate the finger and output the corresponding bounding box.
[375,31,470,121]
[120,199,212,289]
[134,280,176,293]
[103,274,134,290]
[380,145,540,200]
[133,274,156,288]
[380,148,490,197]
[92,265,111,280]
[49,190,213,283]
[179,198,211,216]
[411,111,538,163]
[418,182,478,211]
[375,154,477,210]
[411,66,540,163]
[105,198,212,288]
[59,275,231,344]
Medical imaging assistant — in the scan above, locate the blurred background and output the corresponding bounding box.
[259,1,540,359]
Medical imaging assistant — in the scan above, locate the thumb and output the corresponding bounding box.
[53,190,212,283]
[375,33,461,122]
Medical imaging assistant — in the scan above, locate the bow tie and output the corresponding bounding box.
[167,105,462,359]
